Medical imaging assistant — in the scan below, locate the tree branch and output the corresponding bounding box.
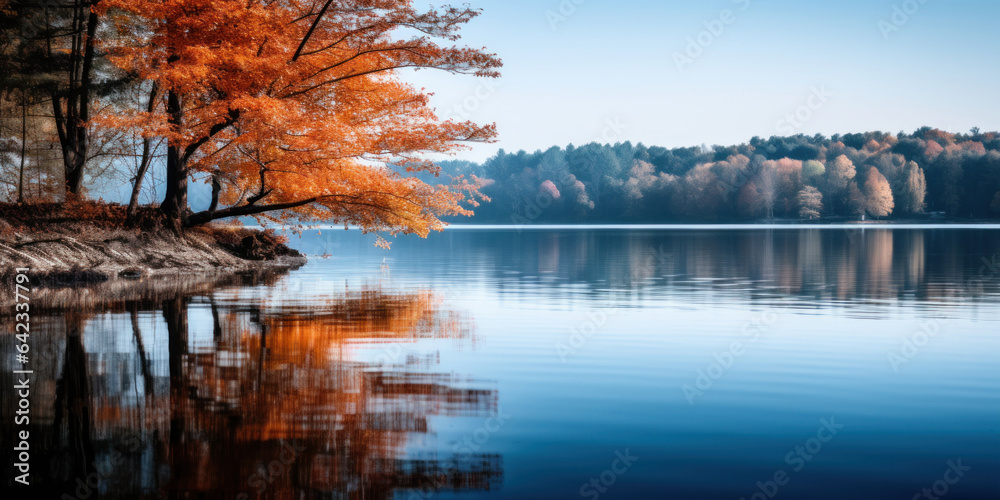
[291,0,335,62]
[181,109,240,163]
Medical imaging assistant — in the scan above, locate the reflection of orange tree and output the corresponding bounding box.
[168,288,500,499]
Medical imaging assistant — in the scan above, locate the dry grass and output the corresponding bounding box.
[0,200,295,256]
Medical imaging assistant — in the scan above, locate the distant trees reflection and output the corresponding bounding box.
[400,229,1000,306]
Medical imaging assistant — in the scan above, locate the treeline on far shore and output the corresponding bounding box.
[431,128,1000,224]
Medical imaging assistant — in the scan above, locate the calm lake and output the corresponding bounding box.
[3,226,999,499]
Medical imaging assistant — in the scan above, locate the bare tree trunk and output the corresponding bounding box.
[208,173,221,213]
[127,138,155,217]
[17,92,27,204]
[50,0,101,198]
[127,84,159,219]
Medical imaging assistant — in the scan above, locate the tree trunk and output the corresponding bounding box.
[17,94,27,204]
[208,173,221,213]
[127,137,154,218]
[160,89,189,226]
[127,84,159,219]
[51,0,101,198]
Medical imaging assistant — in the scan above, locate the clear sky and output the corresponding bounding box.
[404,0,1000,163]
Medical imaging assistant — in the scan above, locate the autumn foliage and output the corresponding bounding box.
[863,166,894,218]
[456,127,1000,223]
[95,0,500,237]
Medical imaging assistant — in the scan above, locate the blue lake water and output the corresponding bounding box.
[2,227,999,499]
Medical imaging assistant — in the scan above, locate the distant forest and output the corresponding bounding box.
[431,128,1000,223]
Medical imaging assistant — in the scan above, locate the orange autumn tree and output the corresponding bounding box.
[97,0,501,236]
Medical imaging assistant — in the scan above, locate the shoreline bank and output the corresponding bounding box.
[0,221,307,291]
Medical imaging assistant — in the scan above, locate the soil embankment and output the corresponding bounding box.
[0,202,306,290]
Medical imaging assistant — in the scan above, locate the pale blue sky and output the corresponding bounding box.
[405,0,1000,162]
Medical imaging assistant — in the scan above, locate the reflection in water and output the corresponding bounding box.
[327,228,1000,308]
[3,228,999,500]
[55,312,96,485]
[1,280,500,498]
